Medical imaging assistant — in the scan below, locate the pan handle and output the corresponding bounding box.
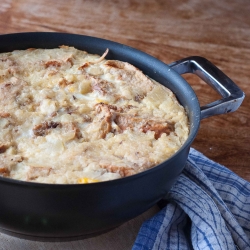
[168,56,245,120]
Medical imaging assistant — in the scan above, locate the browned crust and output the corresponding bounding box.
[33,121,61,136]
[27,166,52,181]
[92,103,175,139]
[45,60,62,68]
[0,154,23,177]
[114,114,174,139]
[91,78,114,96]
[78,62,90,70]
[0,167,10,177]
[94,103,113,138]
[0,112,10,118]
[0,144,8,154]
[141,121,174,139]
[58,77,73,87]
[100,165,136,177]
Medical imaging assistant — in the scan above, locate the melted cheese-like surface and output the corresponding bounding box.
[0,46,189,183]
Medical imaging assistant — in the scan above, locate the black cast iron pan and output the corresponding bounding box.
[0,32,245,241]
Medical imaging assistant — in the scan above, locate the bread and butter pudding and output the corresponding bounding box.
[0,46,189,184]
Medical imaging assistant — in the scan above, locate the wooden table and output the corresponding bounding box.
[0,0,249,249]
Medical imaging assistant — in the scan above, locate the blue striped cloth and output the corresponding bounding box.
[133,148,250,250]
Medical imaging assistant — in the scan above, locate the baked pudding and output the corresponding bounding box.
[0,46,189,184]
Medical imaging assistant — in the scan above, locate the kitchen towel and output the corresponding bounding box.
[133,148,250,250]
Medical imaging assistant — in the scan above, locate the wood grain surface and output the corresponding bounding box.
[0,0,249,249]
